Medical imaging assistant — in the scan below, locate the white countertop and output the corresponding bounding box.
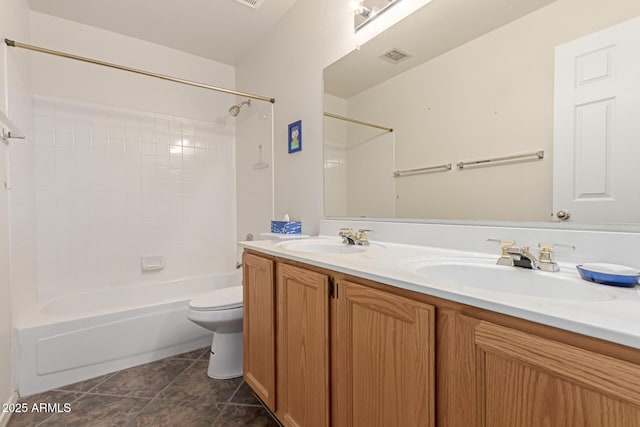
[239,236,640,350]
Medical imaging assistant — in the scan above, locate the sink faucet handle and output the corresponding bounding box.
[339,227,353,236]
[487,239,516,258]
[356,228,372,241]
[537,242,575,264]
[339,228,356,245]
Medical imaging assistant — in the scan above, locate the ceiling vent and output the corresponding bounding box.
[380,48,411,64]
[234,0,264,9]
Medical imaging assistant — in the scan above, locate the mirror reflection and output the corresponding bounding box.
[324,0,640,225]
[353,0,403,31]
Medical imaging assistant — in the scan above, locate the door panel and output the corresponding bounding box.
[553,16,640,222]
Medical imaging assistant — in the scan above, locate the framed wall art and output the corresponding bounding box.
[288,120,302,153]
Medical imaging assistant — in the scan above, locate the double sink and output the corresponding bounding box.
[276,238,614,302]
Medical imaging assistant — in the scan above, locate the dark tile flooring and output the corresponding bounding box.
[8,347,280,427]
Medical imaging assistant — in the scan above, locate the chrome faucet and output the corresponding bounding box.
[339,228,372,246]
[339,228,357,245]
[487,239,575,272]
[506,246,539,270]
[535,242,575,272]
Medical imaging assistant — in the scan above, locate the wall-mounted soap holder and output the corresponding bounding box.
[253,144,269,170]
[141,256,165,272]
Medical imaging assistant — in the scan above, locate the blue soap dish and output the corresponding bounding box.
[576,263,639,288]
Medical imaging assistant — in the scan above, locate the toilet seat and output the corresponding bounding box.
[189,285,243,311]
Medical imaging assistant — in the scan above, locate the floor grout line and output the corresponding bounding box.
[33,389,88,427]
[227,379,245,403]
[211,379,245,426]
[14,348,275,427]
[149,356,203,399]
[211,401,229,426]
[61,365,193,423]
[118,355,206,426]
[76,391,155,400]
[225,402,264,407]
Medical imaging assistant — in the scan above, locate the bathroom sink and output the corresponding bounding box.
[401,258,614,301]
[277,239,367,254]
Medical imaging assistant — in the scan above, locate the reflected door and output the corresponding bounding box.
[553,16,640,223]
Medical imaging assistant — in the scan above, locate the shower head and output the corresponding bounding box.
[229,99,251,117]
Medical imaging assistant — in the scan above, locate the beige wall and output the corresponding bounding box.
[0,0,31,412]
[236,0,430,235]
[346,0,640,221]
[323,94,348,217]
[0,123,12,416]
[238,0,640,228]
[29,12,235,123]
[324,94,396,218]
[235,99,274,253]
[346,131,395,217]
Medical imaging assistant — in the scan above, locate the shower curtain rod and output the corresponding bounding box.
[324,112,393,132]
[4,39,275,104]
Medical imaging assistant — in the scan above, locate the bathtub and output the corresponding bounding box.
[16,273,240,396]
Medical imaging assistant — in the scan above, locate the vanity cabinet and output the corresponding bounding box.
[437,310,640,427]
[243,250,640,427]
[472,321,640,426]
[276,263,330,427]
[243,251,434,427]
[242,252,276,410]
[334,280,435,427]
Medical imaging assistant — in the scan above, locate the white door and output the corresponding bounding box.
[553,16,640,223]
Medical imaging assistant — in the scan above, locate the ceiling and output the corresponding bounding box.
[27,0,300,65]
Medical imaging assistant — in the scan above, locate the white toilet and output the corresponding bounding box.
[187,285,243,379]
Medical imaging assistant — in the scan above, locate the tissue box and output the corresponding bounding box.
[271,220,302,234]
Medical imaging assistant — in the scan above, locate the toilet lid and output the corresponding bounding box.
[189,285,243,311]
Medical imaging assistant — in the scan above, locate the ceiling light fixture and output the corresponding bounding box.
[350,1,372,18]
[233,0,264,10]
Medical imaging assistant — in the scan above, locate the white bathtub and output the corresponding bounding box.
[16,273,241,396]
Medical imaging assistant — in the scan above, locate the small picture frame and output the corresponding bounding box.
[288,120,302,153]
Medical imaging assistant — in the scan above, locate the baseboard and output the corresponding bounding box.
[0,392,19,427]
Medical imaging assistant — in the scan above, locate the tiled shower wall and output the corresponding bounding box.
[33,96,236,298]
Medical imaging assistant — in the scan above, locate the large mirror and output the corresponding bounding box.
[324,0,640,226]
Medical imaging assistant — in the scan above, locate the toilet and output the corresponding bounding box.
[186,285,243,379]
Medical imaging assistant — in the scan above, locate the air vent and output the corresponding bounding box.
[380,48,411,64]
[234,0,264,9]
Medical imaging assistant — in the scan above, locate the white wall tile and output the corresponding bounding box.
[33,96,237,296]
[34,130,55,145]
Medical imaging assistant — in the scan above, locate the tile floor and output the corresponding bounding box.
[7,347,280,427]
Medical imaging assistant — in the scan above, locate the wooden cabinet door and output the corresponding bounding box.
[335,280,435,427]
[242,252,276,411]
[436,310,481,427]
[475,321,640,426]
[277,263,330,427]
